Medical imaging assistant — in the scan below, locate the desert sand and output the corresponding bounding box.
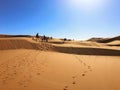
[0,37,120,90]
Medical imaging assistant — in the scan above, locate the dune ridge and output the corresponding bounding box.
[0,39,54,51]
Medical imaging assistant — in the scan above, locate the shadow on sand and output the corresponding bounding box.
[49,41,64,44]
[54,46,120,56]
[108,44,120,46]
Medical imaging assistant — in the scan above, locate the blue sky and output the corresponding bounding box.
[0,0,120,40]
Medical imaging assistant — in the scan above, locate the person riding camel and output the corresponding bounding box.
[36,33,39,38]
[36,33,39,41]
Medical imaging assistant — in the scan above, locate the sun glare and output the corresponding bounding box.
[64,0,110,11]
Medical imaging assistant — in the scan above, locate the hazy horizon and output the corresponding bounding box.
[0,0,120,40]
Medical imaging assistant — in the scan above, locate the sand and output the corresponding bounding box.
[0,37,120,90]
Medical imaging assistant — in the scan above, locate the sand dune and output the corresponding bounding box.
[107,40,120,46]
[0,37,120,90]
[1,38,120,56]
[0,38,54,50]
[88,35,120,43]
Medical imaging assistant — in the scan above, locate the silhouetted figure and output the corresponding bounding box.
[64,38,67,41]
[35,33,39,42]
[36,33,39,38]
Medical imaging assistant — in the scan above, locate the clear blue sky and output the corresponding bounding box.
[0,0,120,40]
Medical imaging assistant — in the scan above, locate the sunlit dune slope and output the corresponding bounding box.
[0,38,54,50]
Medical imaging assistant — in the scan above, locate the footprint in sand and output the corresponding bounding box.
[63,86,68,90]
[42,70,45,72]
[45,64,48,67]
[88,66,91,69]
[89,69,92,71]
[72,76,76,79]
[82,73,85,76]
[13,65,16,68]
[23,85,27,87]
[65,86,68,88]
[72,81,76,84]
[37,73,41,75]
[87,66,92,71]
[18,82,23,85]
[63,88,67,90]
[14,72,17,75]
[80,60,83,63]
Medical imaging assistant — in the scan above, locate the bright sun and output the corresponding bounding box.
[64,0,109,11]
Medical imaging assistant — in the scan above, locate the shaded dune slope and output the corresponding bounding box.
[108,44,120,46]
[54,46,120,56]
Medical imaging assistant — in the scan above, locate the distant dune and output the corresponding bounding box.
[88,37,109,42]
[88,36,120,43]
[107,40,120,46]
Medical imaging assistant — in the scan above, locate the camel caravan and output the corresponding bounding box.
[32,33,52,42]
